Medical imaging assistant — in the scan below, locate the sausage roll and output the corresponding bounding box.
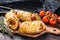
[18,21,46,34]
[16,10,40,21]
[4,9,19,30]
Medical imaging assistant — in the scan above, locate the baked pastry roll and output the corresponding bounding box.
[17,10,32,21]
[4,10,19,30]
[16,10,40,21]
[18,21,46,34]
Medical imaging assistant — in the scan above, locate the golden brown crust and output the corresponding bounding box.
[4,9,19,30]
[18,21,46,34]
[16,11,40,21]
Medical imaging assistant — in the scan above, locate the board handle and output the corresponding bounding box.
[46,27,60,35]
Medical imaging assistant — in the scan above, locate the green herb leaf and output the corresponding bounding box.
[0,16,14,37]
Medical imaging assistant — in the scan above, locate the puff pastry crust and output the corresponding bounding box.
[18,21,46,34]
[4,10,19,30]
[16,10,40,21]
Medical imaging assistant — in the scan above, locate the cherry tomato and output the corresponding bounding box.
[57,16,60,23]
[45,11,52,16]
[42,16,49,23]
[51,14,58,19]
[49,18,56,25]
[39,10,45,17]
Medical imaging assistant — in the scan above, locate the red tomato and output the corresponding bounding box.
[51,14,58,19]
[49,18,56,25]
[39,10,45,17]
[42,16,49,23]
[57,16,60,23]
[45,11,52,16]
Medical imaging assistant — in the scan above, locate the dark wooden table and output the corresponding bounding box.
[0,32,60,40]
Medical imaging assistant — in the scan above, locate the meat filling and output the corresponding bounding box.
[9,20,16,25]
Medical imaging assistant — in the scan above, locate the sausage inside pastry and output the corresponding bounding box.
[18,21,46,34]
[4,10,19,30]
[16,10,40,21]
[31,13,40,21]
